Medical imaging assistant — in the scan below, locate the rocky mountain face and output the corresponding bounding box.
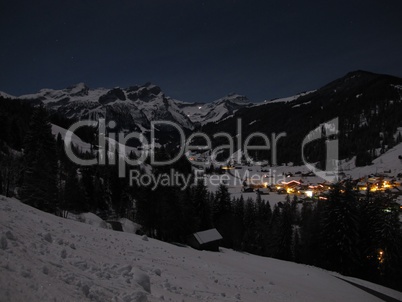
[13,83,253,132]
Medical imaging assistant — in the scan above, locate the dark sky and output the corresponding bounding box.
[1,0,402,102]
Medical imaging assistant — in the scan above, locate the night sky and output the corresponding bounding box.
[1,0,402,102]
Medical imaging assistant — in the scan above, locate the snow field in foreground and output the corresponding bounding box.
[1,196,402,301]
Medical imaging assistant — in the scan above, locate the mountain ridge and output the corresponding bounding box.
[2,82,255,130]
[200,70,402,165]
[2,70,402,134]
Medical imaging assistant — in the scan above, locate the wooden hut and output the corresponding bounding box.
[187,228,223,252]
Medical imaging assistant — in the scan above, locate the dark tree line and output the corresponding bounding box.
[19,106,58,212]
[133,173,401,291]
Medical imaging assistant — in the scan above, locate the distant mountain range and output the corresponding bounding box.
[4,70,400,135]
[2,70,402,165]
[2,82,255,131]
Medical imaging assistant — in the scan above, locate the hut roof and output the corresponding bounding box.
[193,229,222,245]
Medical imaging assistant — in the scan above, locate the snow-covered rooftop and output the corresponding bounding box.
[193,228,223,244]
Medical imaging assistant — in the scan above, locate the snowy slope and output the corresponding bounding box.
[51,123,154,175]
[340,141,402,178]
[1,196,402,302]
[52,124,92,153]
[260,90,315,105]
[181,93,253,125]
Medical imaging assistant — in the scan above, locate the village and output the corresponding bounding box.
[188,148,402,213]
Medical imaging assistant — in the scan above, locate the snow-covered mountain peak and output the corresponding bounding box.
[1,81,259,129]
[0,91,16,99]
[125,83,163,103]
[213,93,251,105]
[66,82,89,96]
[19,83,100,104]
[179,93,254,125]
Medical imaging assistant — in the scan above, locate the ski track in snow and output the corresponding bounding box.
[1,196,402,301]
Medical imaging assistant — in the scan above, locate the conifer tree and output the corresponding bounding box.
[254,198,271,255]
[232,195,245,250]
[63,166,86,214]
[192,179,212,231]
[267,204,281,256]
[242,197,257,252]
[213,184,232,219]
[276,200,294,260]
[299,201,319,264]
[20,106,58,214]
[177,185,197,237]
[212,184,233,247]
[320,182,360,274]
[359,191,402,289]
